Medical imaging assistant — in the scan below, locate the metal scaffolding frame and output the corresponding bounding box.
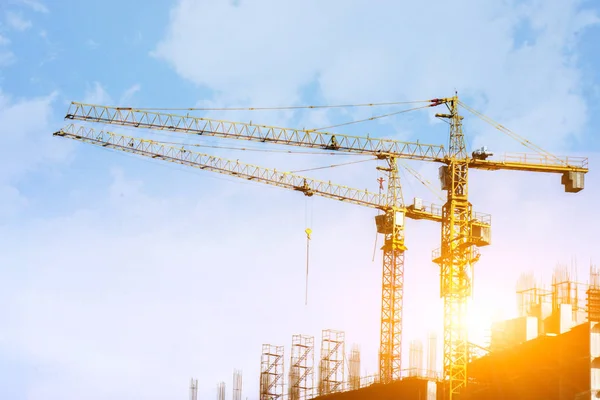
[318,329,345,395]
[288,334,314,400]
[587,265,600,322]
[260,344,284,400]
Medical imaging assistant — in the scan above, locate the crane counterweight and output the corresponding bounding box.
[562,171,585,193]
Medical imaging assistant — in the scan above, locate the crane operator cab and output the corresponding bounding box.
[472,146,493,160]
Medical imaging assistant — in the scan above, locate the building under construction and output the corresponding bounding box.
[242,265,600,400]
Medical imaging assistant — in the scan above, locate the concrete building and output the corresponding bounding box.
[311,284,600,400]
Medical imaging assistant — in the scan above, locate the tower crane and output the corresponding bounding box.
[57,94,588,399]
[432,96,587,398]
[54,120,489,387]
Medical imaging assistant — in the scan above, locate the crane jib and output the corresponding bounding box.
[65,103,448,160]
[55,124,474,224]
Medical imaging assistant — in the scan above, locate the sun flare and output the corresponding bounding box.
[466,297,508,346]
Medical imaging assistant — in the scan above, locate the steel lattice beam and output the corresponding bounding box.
[54,124,469,223]
[65,102,448,161]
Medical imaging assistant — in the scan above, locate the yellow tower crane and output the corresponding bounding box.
[431,96,587,398]
[54,118,485,386]
[60,100,492,386]
[58,94,588,398]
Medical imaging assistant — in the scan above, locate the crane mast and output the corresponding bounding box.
[435,96,473,397]
[428,94,587,398]
[378,156,405,383]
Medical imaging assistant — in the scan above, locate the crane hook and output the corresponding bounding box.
[304,227,312,306]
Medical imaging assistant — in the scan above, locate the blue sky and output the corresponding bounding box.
[1,1,600,399]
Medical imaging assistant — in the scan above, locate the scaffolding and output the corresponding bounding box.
[516,272,551,318]
[552,264,587,322]
[260,344,284,400]
[318,329,345,396]
[512,265,597,339]
[233,369,242,400]
[588,265,600,322]
[217,382,226,400]
[196,262,600,399]
[348,345,361,391]
[288,334,314,400]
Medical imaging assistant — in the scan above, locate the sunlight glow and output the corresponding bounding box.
[466,297,508,346]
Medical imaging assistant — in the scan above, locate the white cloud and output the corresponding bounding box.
[0,90,67,181]
[118,83,141,105]
[153,0,598,152]
[81,82,142,107]
[83,82,112,105]
[20,0,49,13]
[0,34,10,46]
[0,89,72,223]
[5,11,32,31]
